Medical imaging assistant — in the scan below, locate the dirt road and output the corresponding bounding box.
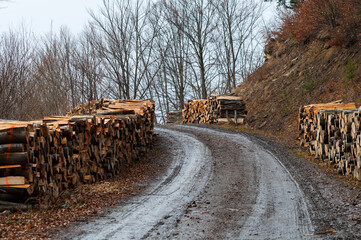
[59,125,361,239]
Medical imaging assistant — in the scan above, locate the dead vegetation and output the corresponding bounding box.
[235,0,361,183]
[236,26,361,136]
[276,0,361,47]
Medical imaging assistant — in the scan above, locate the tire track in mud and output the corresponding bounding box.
[60,125,314,239]
[60,127,213,240]
[156,126,314,239]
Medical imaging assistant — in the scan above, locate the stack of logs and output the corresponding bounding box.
[182,99,212,124]
[182,95,247,125]
[298,100,361,180]
[166,111,182,124]
[0,99,155,202]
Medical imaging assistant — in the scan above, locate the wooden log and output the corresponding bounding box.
[0,165,21,170]
[182,95,246,125]
[0,127,27,145]
[217,118,230,124]
[96,110,135,116]
[0,152,28,165]
[0,165,23,178]
[0,193,28,203]
[0,176,25,186]
[298,101,361,180]
[0,99,156,201]
[215,95,244,101]
[0,184,33,195]
[0,143,25,154]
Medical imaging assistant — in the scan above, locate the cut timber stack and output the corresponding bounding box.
[182,99,212,124]
[166,111,182,124]
[0,121,33,202]
[298,100,361,180]
[209,95,247,125]
[0,99,155,202]
[182,95,247,125]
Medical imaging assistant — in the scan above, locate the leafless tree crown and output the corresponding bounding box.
[0,0,264,122]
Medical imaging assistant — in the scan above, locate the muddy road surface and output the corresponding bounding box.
[59,125,361,239]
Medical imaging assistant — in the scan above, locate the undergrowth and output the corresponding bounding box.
[301,80,314,91]
[345,58,357,79]
[272,0,361,46]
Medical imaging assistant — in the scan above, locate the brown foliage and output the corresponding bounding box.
[277,0,361,46]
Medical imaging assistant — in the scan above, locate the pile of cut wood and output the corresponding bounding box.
[182,95,247,125]
[0,99,155,202]
[298,100,361,180]
[166,111,182,124]
[182,99,212,124]
[209,95,247,124]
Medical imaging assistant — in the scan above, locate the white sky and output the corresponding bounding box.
[0,0,102,35]
[0,0,277,36]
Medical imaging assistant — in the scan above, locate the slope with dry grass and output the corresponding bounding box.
[235,0,361,138]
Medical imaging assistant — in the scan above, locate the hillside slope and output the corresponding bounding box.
[235,34,361,136]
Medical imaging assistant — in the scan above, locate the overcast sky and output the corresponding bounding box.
[0,0,277,36]
[0,0,101,35]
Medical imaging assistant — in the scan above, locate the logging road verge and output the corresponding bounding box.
[54,125,361,239]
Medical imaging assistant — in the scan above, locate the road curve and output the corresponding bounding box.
[60,127,213,239]
[60,125,314,239]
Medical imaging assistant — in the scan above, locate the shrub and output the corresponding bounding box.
[301,80,313,90]
[345,58,357,79]
[276,0,361,46]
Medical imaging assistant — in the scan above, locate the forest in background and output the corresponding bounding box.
[0,0,265,122]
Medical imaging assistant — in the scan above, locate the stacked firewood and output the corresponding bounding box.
[298,100,361,180]
[182,99,212,124]
[209,95,247,124]
[166,111,182,124]
[0,99,155,202]
[0,121,33,202]
[182,95,247,125]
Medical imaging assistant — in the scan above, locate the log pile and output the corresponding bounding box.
[0,121,32,202]
[166,111,182,124]
[182,95,247,125]
[0,99,155,202]
[298,100,361,180]
[209,95,247,125]
[182,99,212,124]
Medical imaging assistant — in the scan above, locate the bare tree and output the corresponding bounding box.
[0,0,268,122]
[151,1,191,112]
[150,0,265,120]
[74,27,106,103]
[0,30,34,120]
[88,0,157,99]
[213,0,264,93]
[58,27,80,108]
[161,0,217,99]
[32,28,80,116]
